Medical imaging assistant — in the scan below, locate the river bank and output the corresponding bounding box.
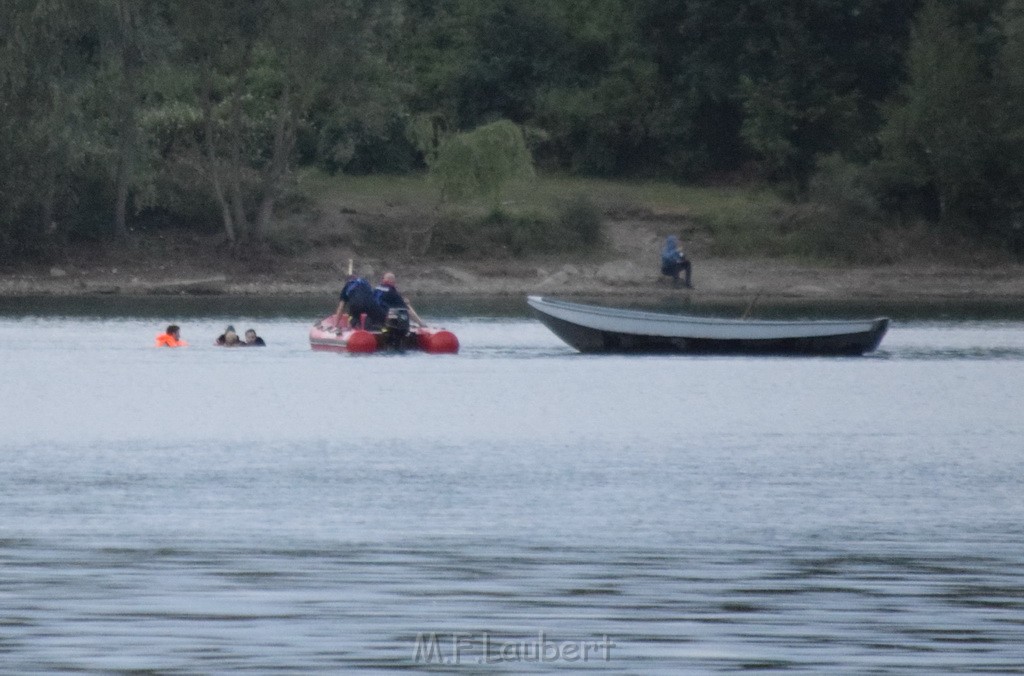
[3,210,1023,304]
[4,256,1024,305]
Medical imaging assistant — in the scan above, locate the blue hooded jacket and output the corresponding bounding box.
[661,236,683,265]
[340,276,372,301]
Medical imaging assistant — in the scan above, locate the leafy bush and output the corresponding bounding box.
[704,157,889,262]
[426,214,476,256]
[429,120,535,206]
[263,225,313,256]
[556,193,603,248]
[706,201,884,263]
[482,209,550,256]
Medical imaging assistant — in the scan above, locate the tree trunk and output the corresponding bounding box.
[225,56,252,243]
[200,69,237,244]
[111,0,139,242]
[113,112,133,240]
[40,176,56,238]
[252,83,294,241]
[38,165,62,258]
[114,168,129,239]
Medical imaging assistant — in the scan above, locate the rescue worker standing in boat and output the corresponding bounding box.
[335,275,386,329]
[374,272,425,327]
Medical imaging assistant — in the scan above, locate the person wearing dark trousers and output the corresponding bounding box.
[660,235,693,289]
[336,275,386,329]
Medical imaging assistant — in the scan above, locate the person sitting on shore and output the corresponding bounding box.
[155,324,187,347]
[374,272,425,327]
[336,275,387,329]
[243,328,266,346]
[215,325,243,346]
[660,235,693,289]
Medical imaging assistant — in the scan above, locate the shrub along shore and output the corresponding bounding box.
[2,174,1023,305]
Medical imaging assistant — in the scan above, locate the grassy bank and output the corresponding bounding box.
[291,170,1006,267]
[293,169,791,260]
[297,169,784,225]
[5,171,1019,305]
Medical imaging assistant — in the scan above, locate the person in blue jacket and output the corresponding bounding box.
[335,275,386,328]
[660,235,693,289]
[374,272,425,326]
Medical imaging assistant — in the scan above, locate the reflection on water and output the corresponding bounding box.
[1,304,1023,672]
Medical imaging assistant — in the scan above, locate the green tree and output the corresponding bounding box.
[90,0,177,241]
[172,0,401,245]
[994,0,1024,230]
[104,0,149,239]
[400,0,928,183]
[734,1,921,192]
[0,0,104,257]
[876,0,993,225]
[534,2,669,176]
[430,119,534,207]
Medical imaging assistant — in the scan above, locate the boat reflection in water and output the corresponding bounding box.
[527,296,889,355]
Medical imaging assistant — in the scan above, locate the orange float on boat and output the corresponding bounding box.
[345,329,378,353]
[417,328,459,354]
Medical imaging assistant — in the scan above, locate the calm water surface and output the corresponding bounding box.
[1,299,1023,673]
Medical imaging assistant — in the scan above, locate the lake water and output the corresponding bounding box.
[1,297,1023,673]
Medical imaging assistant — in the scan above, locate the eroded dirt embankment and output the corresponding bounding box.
[3,216,1023,303]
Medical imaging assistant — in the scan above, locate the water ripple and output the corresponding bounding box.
[2,539,1023,672]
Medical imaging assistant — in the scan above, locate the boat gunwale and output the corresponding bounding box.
[527,296,886,329]
[527,295,889,345]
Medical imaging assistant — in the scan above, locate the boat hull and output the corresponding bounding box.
[527,296,888,356]
[309,316,459,354]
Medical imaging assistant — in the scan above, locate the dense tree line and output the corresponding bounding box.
[2,0,1023,260]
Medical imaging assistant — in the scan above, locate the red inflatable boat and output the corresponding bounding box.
[309,314,459,354]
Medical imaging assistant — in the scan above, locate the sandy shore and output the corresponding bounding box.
[3,214,1023,304]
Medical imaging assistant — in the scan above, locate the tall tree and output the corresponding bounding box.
[535,0,670,175]
[107,0,145,240]
[995,0,1024,226]
[92,0,175,241]
[0,0,103,256]
[429,119,535,207]
[876,0,993,224]
[172,0,401,245]
[733,0,920,191]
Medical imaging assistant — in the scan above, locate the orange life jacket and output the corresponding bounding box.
[155,333,187,347]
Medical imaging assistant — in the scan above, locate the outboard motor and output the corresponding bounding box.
[381,308,410,350]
